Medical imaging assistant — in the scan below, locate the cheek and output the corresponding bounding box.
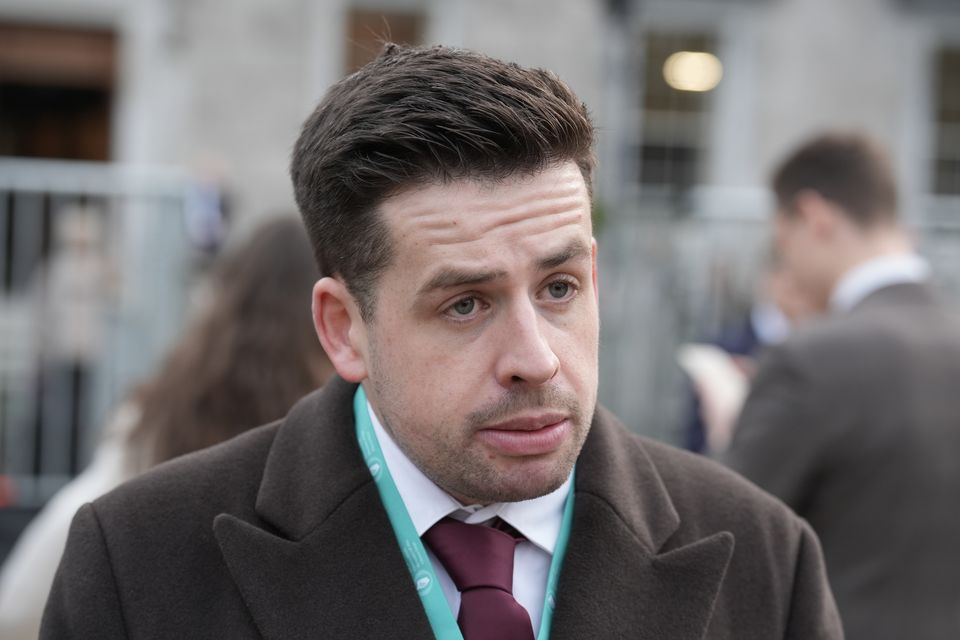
[391,342,478,412]
[552,310,600,377]
[781,240,809,279]
[776,232,796,263]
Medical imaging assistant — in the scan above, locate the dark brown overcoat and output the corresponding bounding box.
[43,377,842,639]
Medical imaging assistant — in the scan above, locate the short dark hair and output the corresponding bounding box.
[291,44,595,319]
[772,133,898,227]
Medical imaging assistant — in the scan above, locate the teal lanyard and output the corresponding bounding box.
[354,386,574,640]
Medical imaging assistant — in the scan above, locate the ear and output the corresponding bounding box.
[312,277,369,383]
[591,237,599,304]
[793,189,840,239]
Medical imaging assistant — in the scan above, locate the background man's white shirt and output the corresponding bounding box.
[830,254,930,313]
[367,401,570,632]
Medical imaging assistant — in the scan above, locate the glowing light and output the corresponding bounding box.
[662,51,723,92]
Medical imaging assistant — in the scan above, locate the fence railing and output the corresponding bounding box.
[0,158,196,507]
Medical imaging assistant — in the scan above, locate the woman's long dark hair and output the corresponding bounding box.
[126,216,332,469]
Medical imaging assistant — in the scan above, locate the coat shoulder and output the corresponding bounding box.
[630,434,841,635]
[93,421,280,531]
[639,434,800,537]
[580,415,840,635]
[588,409,806,546]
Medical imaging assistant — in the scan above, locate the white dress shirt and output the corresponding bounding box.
[750,300,792,346]
[830,253,931,313]
[367,401,570,633]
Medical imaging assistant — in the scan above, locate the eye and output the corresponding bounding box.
[441,294,490,323]
[547,281,571,299]
[451,297,476,316]
[542,277,578,302]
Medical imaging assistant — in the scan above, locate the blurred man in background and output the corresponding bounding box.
[725,133,960,640]
[681,255,817,455]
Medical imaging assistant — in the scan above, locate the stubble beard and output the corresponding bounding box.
[369,371,595,505]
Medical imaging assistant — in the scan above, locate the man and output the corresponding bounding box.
[43,45,841,639]
[683,256,816,454]
[725,133,960,640]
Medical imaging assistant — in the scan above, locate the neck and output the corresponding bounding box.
[830,225,912,289]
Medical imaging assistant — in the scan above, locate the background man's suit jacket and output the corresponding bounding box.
[726,282,960,640]
[43,377,841,639]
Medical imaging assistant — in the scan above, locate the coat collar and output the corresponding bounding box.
[214,378,434,638]
[550,406,733,639]
[830,253,930,313]
[851,280,939,314]
[214,379,733,639]
[253,376,367,540]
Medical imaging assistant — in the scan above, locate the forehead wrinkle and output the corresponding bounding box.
[473,195,586,237]
[417,206,586,249]
[397,176,587,233]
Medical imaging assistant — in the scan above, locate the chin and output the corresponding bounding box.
[485,463,573,503]
[507,480,567,502]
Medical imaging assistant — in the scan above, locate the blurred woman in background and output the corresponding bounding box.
[0,216,333,639]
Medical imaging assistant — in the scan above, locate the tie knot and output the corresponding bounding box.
[423,517,520,593]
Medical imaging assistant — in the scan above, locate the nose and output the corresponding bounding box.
[494,299,560,387]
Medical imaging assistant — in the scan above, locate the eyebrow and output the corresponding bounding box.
[418,267,509,295]
[417,238,591,297]
[537,238,592,271]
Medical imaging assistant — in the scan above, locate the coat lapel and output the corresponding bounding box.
[551,408,734,640]
[213,378,434,639]
[851,281,939,314]
[213,381,733,639]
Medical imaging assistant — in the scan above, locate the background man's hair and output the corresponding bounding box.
[772,132,898,227]
[291,43,595,319]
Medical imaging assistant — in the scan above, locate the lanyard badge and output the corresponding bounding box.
[353,386,575,640]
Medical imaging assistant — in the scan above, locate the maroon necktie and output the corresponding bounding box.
[423,517,535,640]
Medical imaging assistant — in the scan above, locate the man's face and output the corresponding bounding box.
[766,265,818,325]
[359,162,599,505]
[773,208,832,312]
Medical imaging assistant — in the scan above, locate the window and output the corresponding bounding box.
[0,23,117,297]
[933,47,960,194]
[0,23,115,161]
[638,32,718,195]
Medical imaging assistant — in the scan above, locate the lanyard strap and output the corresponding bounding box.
[353,386,574,640]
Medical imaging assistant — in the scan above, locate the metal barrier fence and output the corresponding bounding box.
[0,158,194,508]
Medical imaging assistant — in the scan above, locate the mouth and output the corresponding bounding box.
[476,413,570,457]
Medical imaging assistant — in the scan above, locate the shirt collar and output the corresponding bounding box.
[367,400,571,554]
[830,253,930,314]
[750,301,791,346]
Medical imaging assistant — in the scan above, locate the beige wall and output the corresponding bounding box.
[754,0,929,195]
